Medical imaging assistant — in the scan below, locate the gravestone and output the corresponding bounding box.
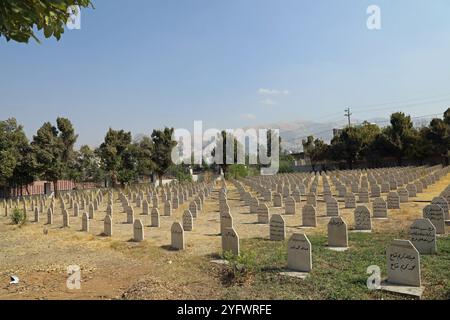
[257,204,269,224]
[104,215,113,236]
[269,214,285,241]
[88,203,95,219]
[287,233,312,273]
[387,192,400,209]
[182,210,193,231]
[222,227,240,256]
[73,202,79,217]
[189,201,198,218]
[406,184,417,198]
[372,197,388,219]
[164,201,172,217]
[345,193,356,209]
[106,203,113,217]
[150,208,160,227]
[371,184,381,198]
[302,204,317,227]
[385,239,421,287]
[410,219,436,255]
[81,212,89,232]
[47,208,53,225]
[126,207,134,224]
[354,206,372,231]
[423,204,445,234]
[327,217,348,249]
[306,193,317,207]
[398,188,409,203]
[171,222,185,250]
[220,208,233,236]
[358,190,369,203]
[285,197,296,215]
[62,209,70,228]
[273,193,283,207]
[142,200,149,215]
[431,197,449,221]
[133,219,144,242]
[326,197,339,217]
[34,207,40,223]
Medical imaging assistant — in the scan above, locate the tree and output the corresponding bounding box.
[133,135,155,181]
[383,112,418,166]
[425,117,450,165]
[303,136,329,171]
[0,118,35,197]
[98,128,133,187]
[0,0,93,43]
[31,118,78,196]
[212,130,244,177]
[151,128,177,185]
[71,145,104,184]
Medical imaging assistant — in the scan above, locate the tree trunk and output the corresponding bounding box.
[53,180,59,197]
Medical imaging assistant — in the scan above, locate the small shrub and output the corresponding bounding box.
[11,208,27,225]
[222,250,258,286]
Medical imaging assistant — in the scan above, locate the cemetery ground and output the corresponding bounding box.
[1,175,450,300]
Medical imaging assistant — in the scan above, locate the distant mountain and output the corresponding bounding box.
[250,117,402,153]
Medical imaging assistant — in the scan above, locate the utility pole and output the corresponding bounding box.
[345,107,352,127]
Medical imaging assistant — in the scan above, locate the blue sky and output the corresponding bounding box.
[1,0,450,146]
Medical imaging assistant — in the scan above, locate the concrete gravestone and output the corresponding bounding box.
[410,219,436,255]
[150,208,160,227]
[133,219,144,242]
[182,210,193,231]
[171,222,185,250]
[34,207,40,223]
[270,214,285,241]
[326,197,339,217]
[287,233,312,273]
[220,207,233,235]
[62,209,70,228]
[222,227,240,256]
[306,193,317,207]
[385,239,421,288]
[423,204,446,234]
[431,197,449,221]
[273,193,283,207]
[257,204,269,224]
[354,206,372,231]
[284,197,296,215]
[398,188,409,203]
[81,212,89,232]
[302,204,317,227]
[387,192,400,209]
[47,208,53,225]
[327,217,348,249]
[104,215,113,236]
[345,193,356,209]
[372,198,388,219]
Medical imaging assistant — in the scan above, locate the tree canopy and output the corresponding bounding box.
[0,0,93,43]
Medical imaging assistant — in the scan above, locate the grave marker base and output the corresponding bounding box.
[279,271,309,280]
[351,230,372,233]
[210,259,229,266]
[327,246,349,252]
[380,281,424,298]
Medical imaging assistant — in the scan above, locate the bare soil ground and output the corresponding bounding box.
[0,174,449,300]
